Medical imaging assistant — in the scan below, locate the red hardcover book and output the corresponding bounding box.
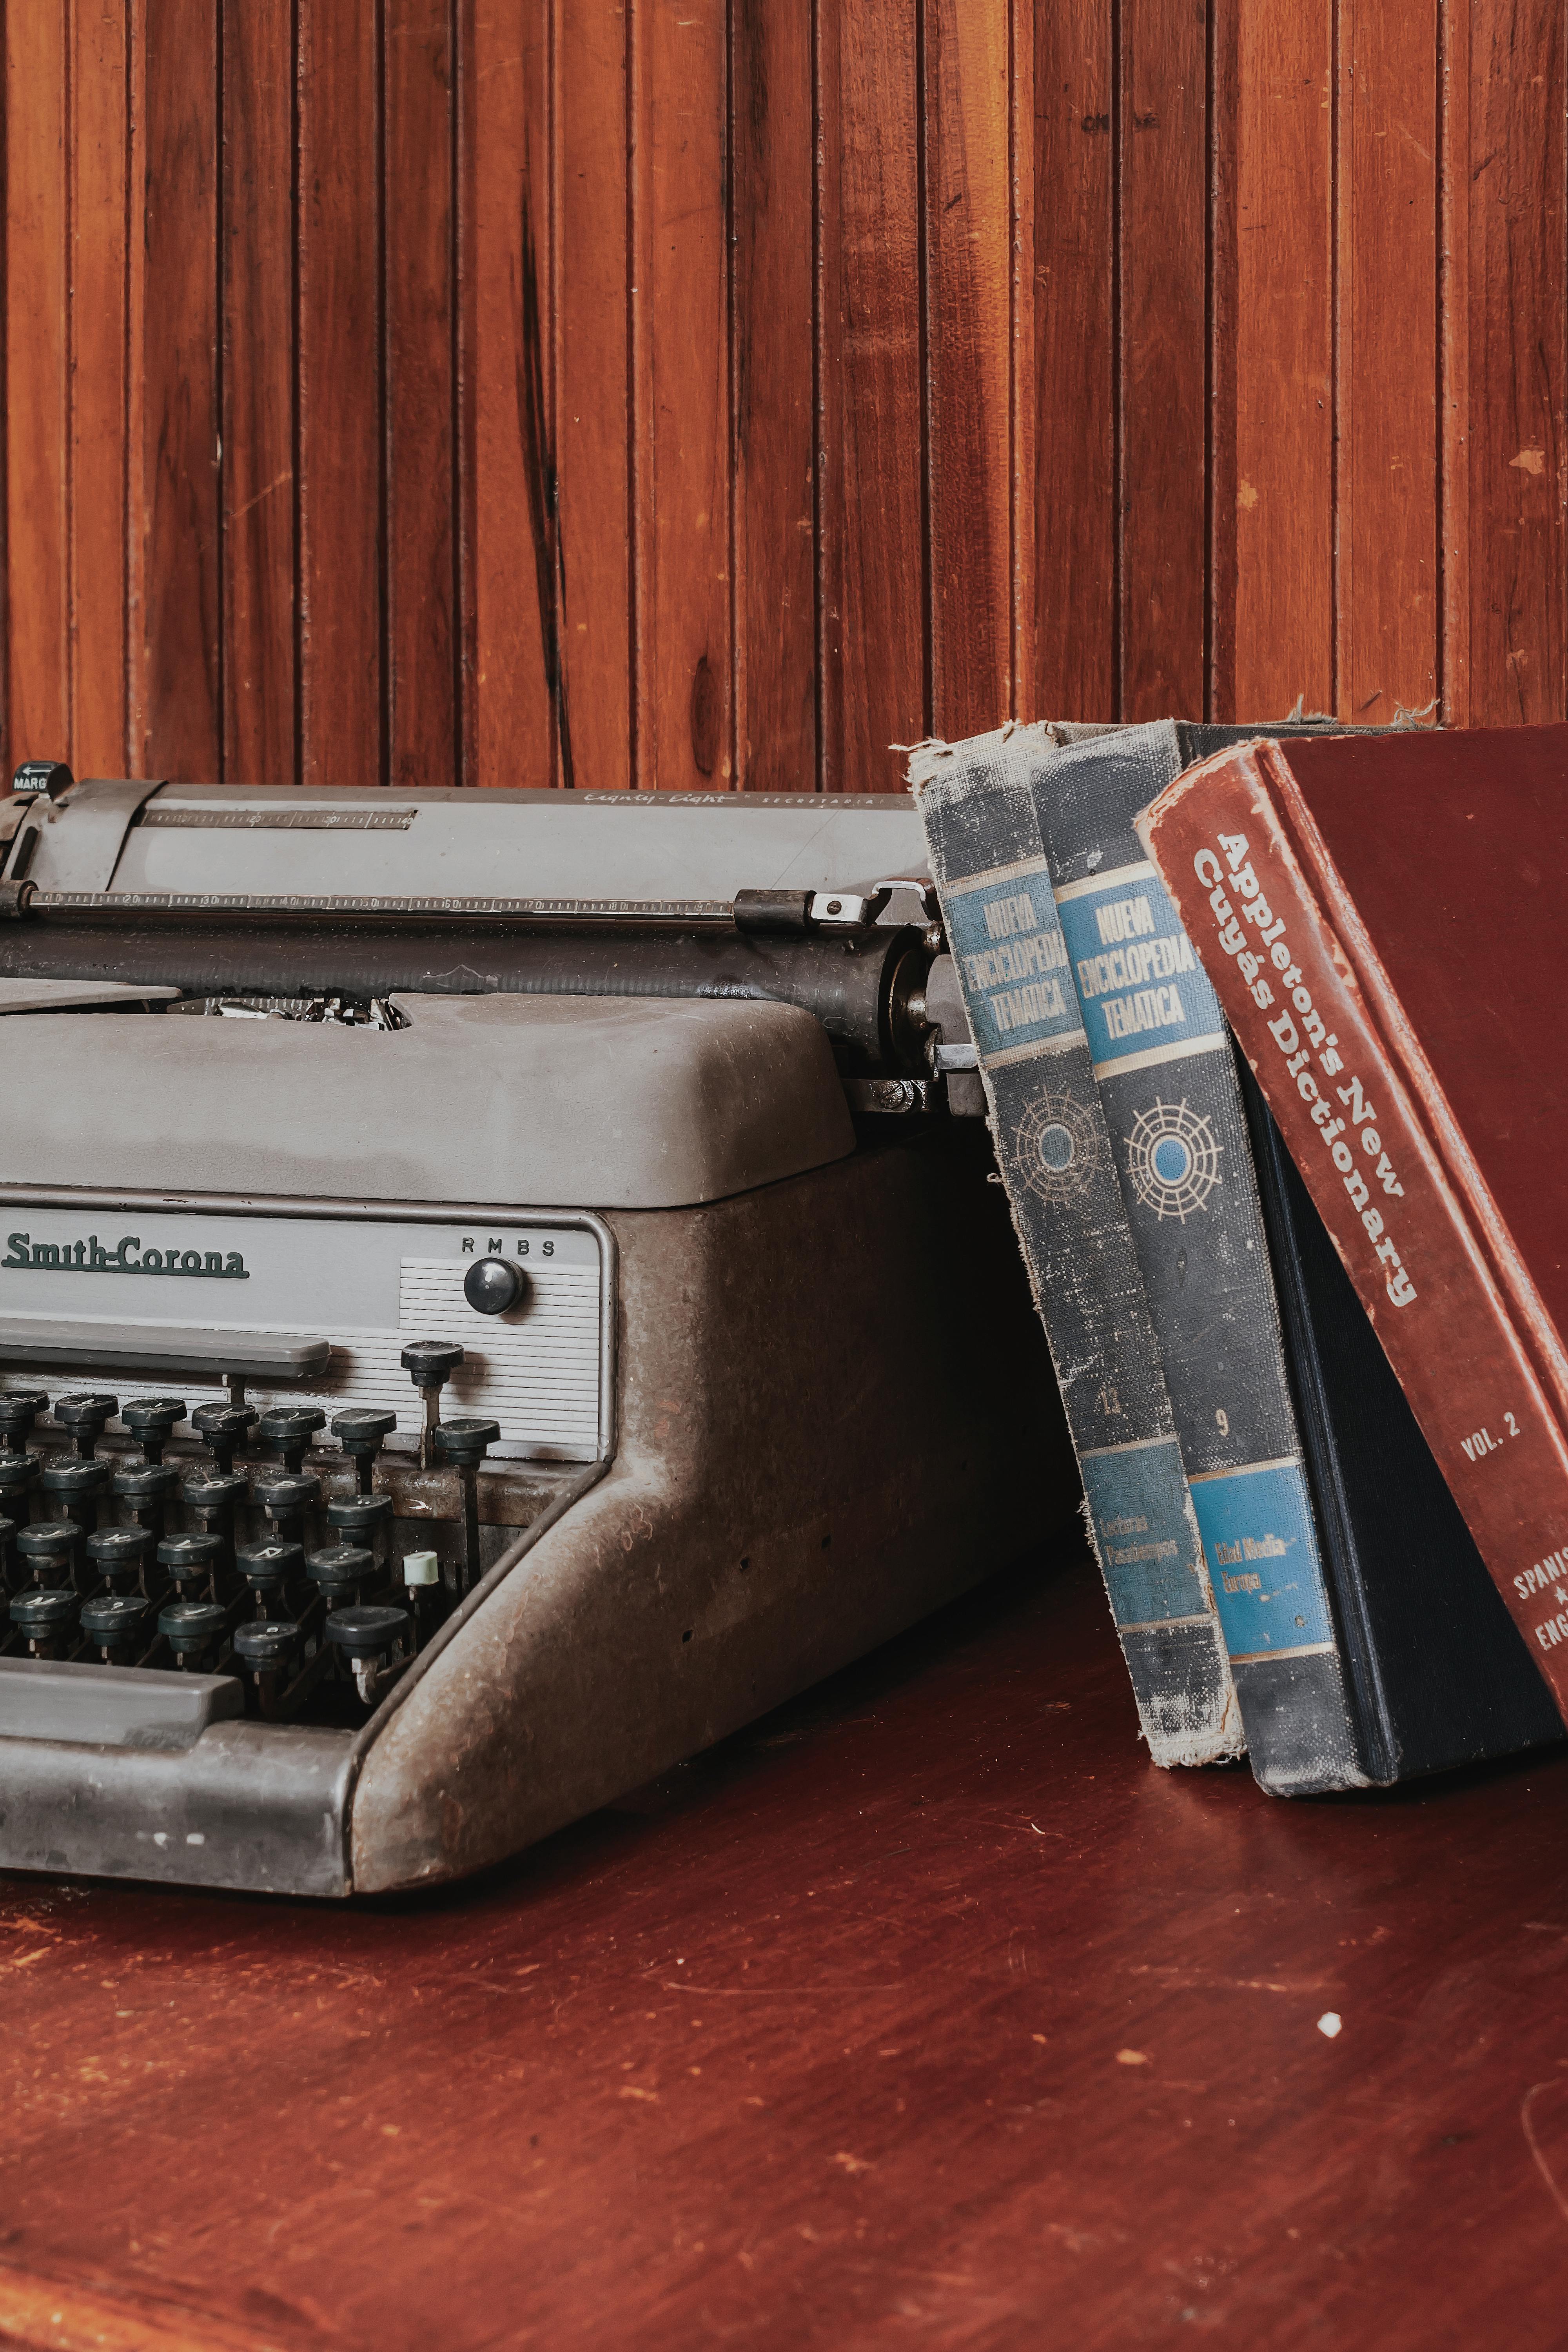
[1136,725,1568,1726]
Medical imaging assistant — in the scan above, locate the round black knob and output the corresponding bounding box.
[324,1602,409,1661]
[307,1543,375,1598]
[0,1391,48,1450]
[400,1340,464,1389]
[463,1257,528,1318]
[331,1408,397,1457]
[236,1540,304,1597]
[158,1599,227,1661]
[54,1392,118,1454]
[158,1533,223,1590]
[325,1492,394,1543]
[80,1593,148,1655]
[121,1394,187,1454]
[433,1417,501,1470]
[87,1526,150,1588]
[9,1586,78,1638]
[0,1451,40,1503]
[192,1402,258,1471]
[258,1407,327,1472]
[233,1617,299,1673]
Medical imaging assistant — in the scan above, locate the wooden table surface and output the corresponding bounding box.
[4,1545,1568,2351]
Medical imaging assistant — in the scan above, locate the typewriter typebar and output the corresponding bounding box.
[0,777,1068,1895]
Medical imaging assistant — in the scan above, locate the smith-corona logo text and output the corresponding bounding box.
[3,1233,250,1279]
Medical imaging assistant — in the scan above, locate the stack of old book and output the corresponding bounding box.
[912,720,1568,1795]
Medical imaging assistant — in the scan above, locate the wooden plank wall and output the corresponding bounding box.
[1,0,1561,792]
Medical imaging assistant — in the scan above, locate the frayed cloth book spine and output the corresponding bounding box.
[911,728,1241,1767]
[1031,720,1363,1792]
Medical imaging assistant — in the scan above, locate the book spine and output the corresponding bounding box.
[1040,782,1365,1792]
[1140,748,1568,1724]
[915,751,1241,1766]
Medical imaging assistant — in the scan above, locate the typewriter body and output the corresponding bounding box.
[0,774,1065,1896]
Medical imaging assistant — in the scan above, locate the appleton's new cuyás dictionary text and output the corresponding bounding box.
[1138,725,1568,1728]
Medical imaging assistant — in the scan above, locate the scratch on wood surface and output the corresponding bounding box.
[1521,2080,1568,2227]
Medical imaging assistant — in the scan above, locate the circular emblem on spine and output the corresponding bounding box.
[1013,1091,1104,1202]
[1124,1098,1223,1221]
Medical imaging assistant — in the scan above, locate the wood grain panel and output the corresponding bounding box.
[138,0,220,780]
[383,0,457,790]
[1439,0,1471,724]
[731,0,816,791]
[1464,0,1565,725]
[6,1,69,768]
[829,0,925,787]
[1336,0,1439,725]
[4,0,1568,792]
[1033,0,1115,726]
[1230,0,1333,720]
[1121,0,1207,721]
[639,0,730,788]
[221,0,295,785]
[298,1,380,790]
[925,0,1012,738]
[555,0,631,792]
[71,0,131,775]
[468,0,554,790]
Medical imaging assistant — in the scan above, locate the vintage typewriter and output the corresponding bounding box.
[0,765,1065,1895]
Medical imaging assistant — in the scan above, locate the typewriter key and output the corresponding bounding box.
[158,1532,223,1599]
[17,1522,82,1586]
[183,1469,248,1551]
[0,1391,47,1453]
[232,1617,300,1717]
[158,1599,228,1668]
[87,1526,151,1593]
[258,1407,327,1475]
[0,1514,14,1587]
[8,1585,78,1656]
[42,1457,111,1537]
[112,1460,180,1539]
[325,1491,394,1559]
[53,1393,118,1458]
[236,1539,305,1608]
[434,1419,499,1591]
[80,1593,149,1661]
[233,1617,299,1671]
[0,1450,39,1512]
[121,1397,187,1465]
[254,1472,320,1546]
[325,1602,410,1697]
[191,1402,258,1474]
[331,1409,397,1494]
[402,1548,441,1647]
[401,1341,463,1467]
[432,1417,501,1470]
[306,1543,375,1602]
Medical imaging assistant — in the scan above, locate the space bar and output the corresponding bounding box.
[0,1319,331,1379]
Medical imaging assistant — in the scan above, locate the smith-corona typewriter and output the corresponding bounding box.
[0,767,1065,1895]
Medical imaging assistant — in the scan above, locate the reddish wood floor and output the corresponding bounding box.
[4,1548,1568,2350]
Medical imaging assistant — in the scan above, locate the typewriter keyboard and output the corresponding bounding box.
[0,1365,572,1726]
